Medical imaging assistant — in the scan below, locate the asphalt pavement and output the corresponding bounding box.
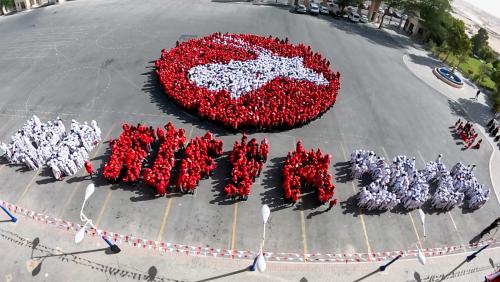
[0,0,498,272]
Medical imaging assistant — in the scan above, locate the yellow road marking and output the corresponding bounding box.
[57,123,117,218]
[340,143,372,255]
[94,190,112,228]
[156,197,173,242]
[156,125,193,242]
[409,212,424,250]
[230,202,238,250]
[15,169,40,205]
[299,203,308,259]
[350,180,373,255]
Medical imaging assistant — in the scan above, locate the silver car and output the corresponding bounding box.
[349,12,360,23]
[308,3,320,15]
[320,5,329,14]
[295,4,307,14]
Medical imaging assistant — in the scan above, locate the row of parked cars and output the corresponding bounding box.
[295,2,368,23]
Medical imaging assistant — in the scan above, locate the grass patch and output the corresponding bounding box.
[431,47,497,92]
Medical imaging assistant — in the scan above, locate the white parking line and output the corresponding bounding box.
[381,146,390,160]
[417,151,427,166]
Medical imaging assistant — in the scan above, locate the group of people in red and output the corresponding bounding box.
[103,123,155,183]
[176,132,223,194]
[224,134,269,201]
[454,119,482,150]
[282,141,336,208]
[142,122,186,196]
[155,32,340,130]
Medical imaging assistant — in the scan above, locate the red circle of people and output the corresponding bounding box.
[155,33,341,130]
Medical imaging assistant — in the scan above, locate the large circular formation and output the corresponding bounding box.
[155,33,341,130]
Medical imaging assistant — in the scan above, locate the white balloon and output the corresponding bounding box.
[261,205,270,224]
[256,253,267,272]
[418,208,425,225]
[75,227,86,244]
[84,184,95,201]
[417,249,426,265]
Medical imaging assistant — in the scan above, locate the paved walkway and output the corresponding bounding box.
[1,213,499,281]
[378,25,500,205]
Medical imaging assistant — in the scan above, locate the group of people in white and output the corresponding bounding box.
[188,34,328,99]
[0,115,101,180]
[351,149,490,211]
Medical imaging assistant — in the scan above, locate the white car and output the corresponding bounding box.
[320,5,329,14]
[360,15,368,23]
[349,12,360,22]
[295,4,307,14]
[308,3,320,15]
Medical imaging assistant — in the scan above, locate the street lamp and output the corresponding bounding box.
[0,204,17,223]
[75,184,120,254]
[250,204,270,272]
[417,248,426,265]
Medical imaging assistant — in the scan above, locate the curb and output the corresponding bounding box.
[402,53,500,207]
[1,199,498,264]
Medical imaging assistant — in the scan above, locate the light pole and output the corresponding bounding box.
[0,204,17,223]
[250,204,270,272]
[75,184,120,254]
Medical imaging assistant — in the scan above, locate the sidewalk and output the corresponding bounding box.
[1,214,499,281]
[379,25,500,205]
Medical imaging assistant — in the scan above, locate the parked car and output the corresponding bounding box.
[349,12,360,22]
[360,14,368,23]
[308,3,320,15]
[320,5,329,14]
[295,4,307,14]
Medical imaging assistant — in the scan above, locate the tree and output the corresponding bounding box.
[493,70,500,112]
[471,28,489,55]
[419,0,453,44]
[378,0,405,29]
[444,18,471,66]
[0,0,15,11]
[475,62,490,84]
[478,46,497,63]
[336,0,352,13]
[493,59,500,71]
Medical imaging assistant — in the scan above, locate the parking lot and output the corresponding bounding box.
[0,0,498,257]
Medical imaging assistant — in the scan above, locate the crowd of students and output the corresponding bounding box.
[454,119,482,149]
[282,141,336,206]
[142,123,186,196]
[176,132,223,194]
[224,134,269,200]
[352,150,399,211]
[351,149,490,211]
[102,123,155,183]
[0,115,101,180]
[155,33,341,130]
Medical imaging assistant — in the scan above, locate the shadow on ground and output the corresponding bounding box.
[260,156,287,211]
[141,64,233,136]
[209,151,238,205]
